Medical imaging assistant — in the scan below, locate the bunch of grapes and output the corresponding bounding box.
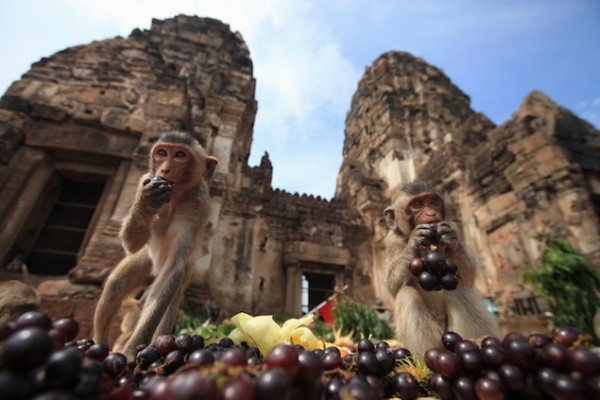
[424,326,600,400]
[409,251,459,291]
[0,310,428,399]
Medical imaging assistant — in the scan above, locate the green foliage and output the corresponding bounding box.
[525,237,600,342]
[332,300,394,343]
[175,310,234,344]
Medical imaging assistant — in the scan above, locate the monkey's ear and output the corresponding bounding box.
[384,207,397,230]
[204,156,218,180]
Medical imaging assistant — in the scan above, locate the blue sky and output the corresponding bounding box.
[1,1,598,199]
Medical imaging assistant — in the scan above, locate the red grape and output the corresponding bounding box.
[474,376,504,400]
[52,318,79,342]
[408,258,425,277]
[425,251,447,273]
[265,344,300,377]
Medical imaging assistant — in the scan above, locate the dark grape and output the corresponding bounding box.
[190,335,205,351]
[552,325,580,347]
[452,376,477,400]
[187,349,214,366]
[455,339,480,355]
[427,372,454,400]
[103,353,127,377]
[480,336,502,348]
[505,338,536,370]
[223,373,257,400]
[424,347,443,370]
[393,347,412,360]
[393,372,421,400]
[554,373,586,399]
[219,337,235,348]
[441,331,462,351]
[543,342,568,370]
[445,259,458,274]
[136,346,161,369]
[356,351,380,375]
[322,351,343,370]
[15,311,52,330]
[297,350,323,383]
[436,351,460,380]
[460,350,485,376]
[408,258,425,277]
[439,273,458,290]
[2,327,53,373]
[175,333,193,354]
[425,251,447,273]
[85,343,110,360]
[528,332,552,349]
[0,321,16,341]
[375,348,396,374]
[265,344,300,377]
[221,347,248,367]
[418,271,438,291]
[45,347,82,389]
[163,349,185,374]
[256,368,292,399]
[474,376,504,400]
[154,334,177,356]
[171,370,216,400]
[567,347,600,377]
[482,344,507,369]
[498,363,525,391]
[51,318,79,342]
[357,338,375,353]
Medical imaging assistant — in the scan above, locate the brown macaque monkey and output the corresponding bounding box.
[93,130,218,358]
[384,180,500,356]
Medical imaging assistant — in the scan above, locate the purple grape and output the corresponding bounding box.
[436,351,460,380]
[427,372,454,400]
[552,325,580,347]
[393,372,421,400]
[460,350,485,376]
[408,258,425,277]
[543,342,568,370]
[440,273,458,290]
[45,347,82,389]
[498,363,525,391]
[528,332,552,349]
[425,251,447,273]
[567,347,600,377]
[441,331,462,351]
[102,353,127,377]
[136,346,161,369]
[85,343,109,361]
[356,351,380,375]
[221,347,248,367]
[322,351,343,370]
[188,348,215,366]
[256,368,292,399]
[15,311,52,330]
[266,344,300,378]
[154,334,177,356]
[163,349,185,374]
[452,376,477,400]
[52,318,80,342]
[505,338,536,371]
[357,338,375,353]
[482,345,507,370]
[297,350,323,383]
[171,370,216,400]
[2,327,53,373]
[175,333,193,354]
[418,271,439,291]
[222,373,257,400]
[474,376,504,400]
[445,259,458,274]
[375,349,396,374]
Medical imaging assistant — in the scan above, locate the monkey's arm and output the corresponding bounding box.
[120,174,172,253]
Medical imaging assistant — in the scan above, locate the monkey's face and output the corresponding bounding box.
[151,143,194,184]
[406,192,444,225]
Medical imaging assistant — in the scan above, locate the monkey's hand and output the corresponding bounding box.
[139,176,173,213]
[437,221,459,253]
[409,223,436,250]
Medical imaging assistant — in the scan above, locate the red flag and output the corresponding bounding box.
[317,294,338,325]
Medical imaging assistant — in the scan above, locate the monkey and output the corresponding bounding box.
[93,130,218,358]
[383,179,500,356]
[112,297,142,351]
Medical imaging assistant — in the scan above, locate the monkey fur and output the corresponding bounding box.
[384,180,500,356]
[93,130,218,358]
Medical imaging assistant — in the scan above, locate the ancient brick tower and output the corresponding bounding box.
[1,15,599,338]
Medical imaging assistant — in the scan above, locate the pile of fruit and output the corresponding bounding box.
[1,310,600,399]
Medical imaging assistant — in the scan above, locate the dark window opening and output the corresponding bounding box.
[301,272,335,314]
[26,180,104,275]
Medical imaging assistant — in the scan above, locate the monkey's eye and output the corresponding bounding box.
[174,151,187,158]
[410,200,423,208]
[156,149,167,157]
[430,197,441,206]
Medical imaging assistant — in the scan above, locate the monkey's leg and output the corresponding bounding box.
[93,250,152,346]
[124,259,188,358]
[446,286,500,340]
[395,286,446,357]
[152,281,187,343]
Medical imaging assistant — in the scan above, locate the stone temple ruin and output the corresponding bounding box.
[1,15,599,341]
